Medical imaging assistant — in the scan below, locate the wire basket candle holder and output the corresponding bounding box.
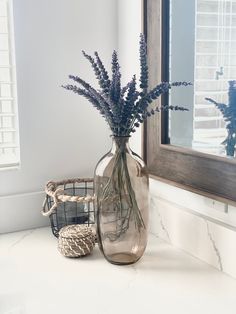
[42,178,95,238]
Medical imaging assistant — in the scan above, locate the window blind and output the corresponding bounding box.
[0,0,19,168]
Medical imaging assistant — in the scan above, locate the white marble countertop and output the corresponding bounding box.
[1,227,236,314]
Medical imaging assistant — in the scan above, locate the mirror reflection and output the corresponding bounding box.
[169,0,236,158]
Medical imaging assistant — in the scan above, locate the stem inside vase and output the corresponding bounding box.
[98,140,146,242]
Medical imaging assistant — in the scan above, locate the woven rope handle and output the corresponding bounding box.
[41,178,95,217]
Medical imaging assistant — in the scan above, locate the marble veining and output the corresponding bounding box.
[127,263,138,289]
[157,208,171,242]
[149,192,236,278]
[1,227,236,314]
[150,197,171,242]
[9,229,36,249]
[205,219,223,271]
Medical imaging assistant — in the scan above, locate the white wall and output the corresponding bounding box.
[0,0,117,232]
[117,0,142,155]
[0,0,145,233]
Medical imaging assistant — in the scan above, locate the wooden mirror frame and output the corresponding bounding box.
[143,0,236,205]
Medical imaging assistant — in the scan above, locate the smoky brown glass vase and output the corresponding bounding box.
[94,136,149,265]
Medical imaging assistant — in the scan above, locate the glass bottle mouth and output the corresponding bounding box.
[110,135,131,138]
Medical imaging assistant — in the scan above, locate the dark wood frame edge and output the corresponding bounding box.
[143,0,236,205]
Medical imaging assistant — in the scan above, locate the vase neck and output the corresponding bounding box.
[111,136,131,153]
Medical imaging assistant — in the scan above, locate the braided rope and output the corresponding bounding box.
[42,177,95,217]
[58,225,96,257]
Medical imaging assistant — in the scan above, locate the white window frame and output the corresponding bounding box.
[0,0,20,169]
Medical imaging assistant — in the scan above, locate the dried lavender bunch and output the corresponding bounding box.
[62,34,190,136]
[206,80,236,157]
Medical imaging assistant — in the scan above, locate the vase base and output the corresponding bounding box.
[106,252,140,265]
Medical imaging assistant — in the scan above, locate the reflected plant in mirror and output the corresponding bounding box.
[206,80,236,157]
[168,0,236,158]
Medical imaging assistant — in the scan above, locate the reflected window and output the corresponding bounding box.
[0,0,20,168]
[169,0,236,156]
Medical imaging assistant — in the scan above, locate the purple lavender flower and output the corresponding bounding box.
[62,34,190,136]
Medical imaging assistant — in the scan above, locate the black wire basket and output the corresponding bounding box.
[42,178,95,237]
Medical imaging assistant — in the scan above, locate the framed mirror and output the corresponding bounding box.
[143,0,236,204]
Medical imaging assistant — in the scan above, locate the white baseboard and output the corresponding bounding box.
[0,191,50,234]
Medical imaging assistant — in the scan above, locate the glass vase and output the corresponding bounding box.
[94,136,149,265]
